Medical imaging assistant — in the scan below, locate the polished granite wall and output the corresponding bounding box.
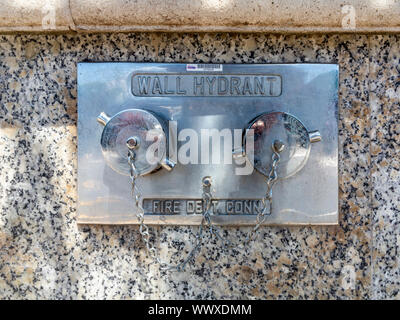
[0,33,398,299]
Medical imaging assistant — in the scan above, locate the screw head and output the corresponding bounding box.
[126,136,140,150]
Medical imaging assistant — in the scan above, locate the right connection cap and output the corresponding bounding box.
[244,111,321,179]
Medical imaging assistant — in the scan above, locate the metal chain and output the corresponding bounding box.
[244,140,284,244]
[129,149,212,271]
[128,139,284,269]
[201,178,233,250]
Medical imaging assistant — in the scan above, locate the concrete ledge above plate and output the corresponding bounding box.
[2,0,400,34]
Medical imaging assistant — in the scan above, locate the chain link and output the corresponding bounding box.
[128,139,283,269]
[244,141,283,244]
[201,180,233,250]
[129,149,212,271]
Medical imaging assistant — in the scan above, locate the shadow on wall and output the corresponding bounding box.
[0,33,370,299]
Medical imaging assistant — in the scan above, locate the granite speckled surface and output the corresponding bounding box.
[370,35,400,299]
[0,32,392,299]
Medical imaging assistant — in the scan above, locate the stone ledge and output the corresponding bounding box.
[1,0,400,33]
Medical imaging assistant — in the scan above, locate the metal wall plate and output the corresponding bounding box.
[77,63,338,226]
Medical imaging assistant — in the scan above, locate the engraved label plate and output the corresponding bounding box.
[142,199,265,215]
[77,63,339,226]
[131,74,282,97]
